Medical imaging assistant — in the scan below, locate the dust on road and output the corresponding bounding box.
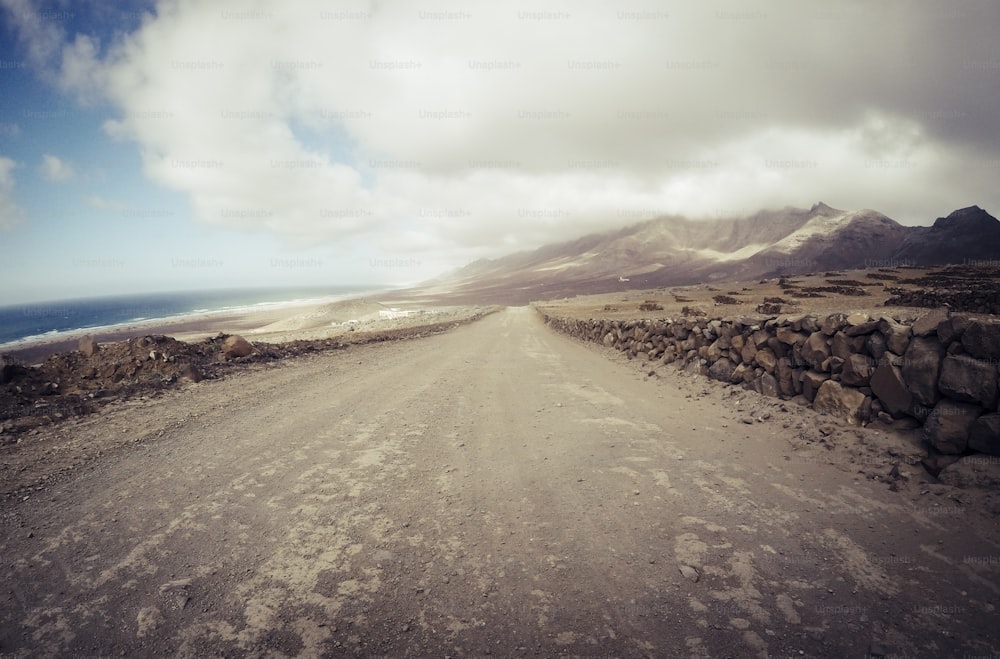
[1,307,997,657]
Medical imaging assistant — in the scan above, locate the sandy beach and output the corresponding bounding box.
[0,293,481,365]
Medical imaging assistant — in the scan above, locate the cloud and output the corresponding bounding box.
[84,194,127,211]
[5,0,1000,265]
[0,156,26,230]
[39,153,75,181]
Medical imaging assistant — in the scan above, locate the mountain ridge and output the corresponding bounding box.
[425,204,1000,303]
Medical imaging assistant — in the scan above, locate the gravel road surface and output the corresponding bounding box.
[1,307,997,657]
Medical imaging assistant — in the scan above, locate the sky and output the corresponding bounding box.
[0,0,998,305]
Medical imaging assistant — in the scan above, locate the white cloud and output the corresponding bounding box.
[84,195,127,211]
[0,157,26,230]
[5,0,1000,266]
[39,154,75,181]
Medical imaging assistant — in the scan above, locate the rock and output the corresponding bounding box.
[756,372,779,398]
[937,313,974,344]
[776,326,807,346]
[801,332,830,370]
[682,306,707,317]
[820,313,847,336]
[878,317,911,355]
[831,331,865,360]
[221,335,253,358]
[846,320,879,337]
[801,370,829,402]
[937,455,1000,488]
[938,354,998,408]
[813,380,868,424]
[840,354,875,387]
[754,348,778,372]
[961,317,1000,361]
[969,414,1000,455]
[79,335,100,357]
[846,312,869,326]
[678,564,700,582]
[901,337,946,407]
[708,358,738,383]
[776,359,797,397]
[603,332,616,346]
[866,332,888,361]
[180,364,204,383]
[923,400,982,454]
[870,361,913,418]
[684,358,708,377]
[910,308,949,337]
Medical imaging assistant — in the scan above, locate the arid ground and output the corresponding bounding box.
[1,306,997,657]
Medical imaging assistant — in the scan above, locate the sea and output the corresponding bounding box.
[0,285,381,347]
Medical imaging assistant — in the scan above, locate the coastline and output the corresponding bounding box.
[0,291,389,364]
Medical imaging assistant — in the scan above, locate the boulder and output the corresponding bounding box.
[776,326,807,346]
[866,332,889,361]
[755,348,778,372]
[910,309,949,337]
[937,313,974,344]
[79,335,100,357]
[846,320,879,337]
[961,317,1000,361]
[901,337,946,407]
[756,372,779,398]
[801,332,831,370]
[938,354,998,409]
[840,353,875,387]
[740,339,757,365]
[813,380,868,425]
[831,331,865,360]
[922,400,982,454]
[222,335,253,358]
[937,455,1000,489]
[969,414,1000,455]
[878,317,911,355]
[776,359,797,397]
[708,358,738,383]
[801,370,829,402]
[820,313,848,336]
[870,360,913,418]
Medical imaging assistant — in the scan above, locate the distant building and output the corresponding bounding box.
[379,308,414,319]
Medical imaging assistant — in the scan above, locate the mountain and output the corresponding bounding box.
[419,204,1000,304]
[893,206,1000,265]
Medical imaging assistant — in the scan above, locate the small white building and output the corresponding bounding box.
[379,308,415,320]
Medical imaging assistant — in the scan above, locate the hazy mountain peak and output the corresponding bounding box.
[809,201,841,216]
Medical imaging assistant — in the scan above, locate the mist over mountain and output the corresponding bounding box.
[425,204,1000,303]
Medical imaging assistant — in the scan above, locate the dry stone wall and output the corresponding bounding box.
[541,308,1000,458]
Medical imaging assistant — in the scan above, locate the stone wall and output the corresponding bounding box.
[540,308,1000,458]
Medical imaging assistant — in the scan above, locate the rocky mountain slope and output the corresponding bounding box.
[424,204,1000,303]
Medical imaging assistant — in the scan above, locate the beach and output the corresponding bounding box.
[0,292,482,365]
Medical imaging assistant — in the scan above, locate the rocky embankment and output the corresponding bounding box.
[541,307,1000,479]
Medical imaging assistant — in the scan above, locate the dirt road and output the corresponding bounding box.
[1,307,998,657]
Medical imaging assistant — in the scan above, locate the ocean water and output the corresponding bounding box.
[0,285,379,346]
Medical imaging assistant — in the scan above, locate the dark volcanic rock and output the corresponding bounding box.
[938,354,998,409]
[871,360,913,418]
[969,414,1000,455]
[901,337,946,407]
[961,317,1000,361]
[923,400,982,454]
